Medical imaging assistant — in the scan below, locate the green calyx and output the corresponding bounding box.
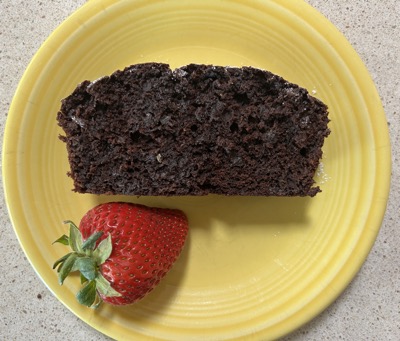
[53,221,121,308]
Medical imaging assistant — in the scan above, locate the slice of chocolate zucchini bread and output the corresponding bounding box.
[57,63,330,196]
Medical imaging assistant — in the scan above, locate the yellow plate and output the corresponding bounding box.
[3,0,391,340]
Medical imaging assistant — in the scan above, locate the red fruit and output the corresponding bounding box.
[53,202,188,307]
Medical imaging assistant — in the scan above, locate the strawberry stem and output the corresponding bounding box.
[58,253,78,285]
[52,221,122,308]
[76,280,97,307]
[82,231,103,251]
[52,234,69,245]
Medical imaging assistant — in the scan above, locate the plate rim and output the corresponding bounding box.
[2,0,392,340]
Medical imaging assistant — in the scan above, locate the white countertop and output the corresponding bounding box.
[1,1,399,340]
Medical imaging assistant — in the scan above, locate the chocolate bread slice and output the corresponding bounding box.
[57,63,330,196]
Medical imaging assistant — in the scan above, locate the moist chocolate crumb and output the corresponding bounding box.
[57,63,330,197]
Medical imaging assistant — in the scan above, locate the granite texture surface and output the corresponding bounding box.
[0,1,399,340]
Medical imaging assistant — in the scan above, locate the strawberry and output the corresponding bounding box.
[53,202,188,307]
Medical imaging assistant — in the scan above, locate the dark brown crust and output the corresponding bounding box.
[57,63,330,196]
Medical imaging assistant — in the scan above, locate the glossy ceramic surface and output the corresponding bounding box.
[3,0,391,340]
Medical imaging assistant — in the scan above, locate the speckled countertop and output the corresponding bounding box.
[1,1,399,340]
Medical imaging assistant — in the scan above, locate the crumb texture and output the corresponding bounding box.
[57,63,330,196]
